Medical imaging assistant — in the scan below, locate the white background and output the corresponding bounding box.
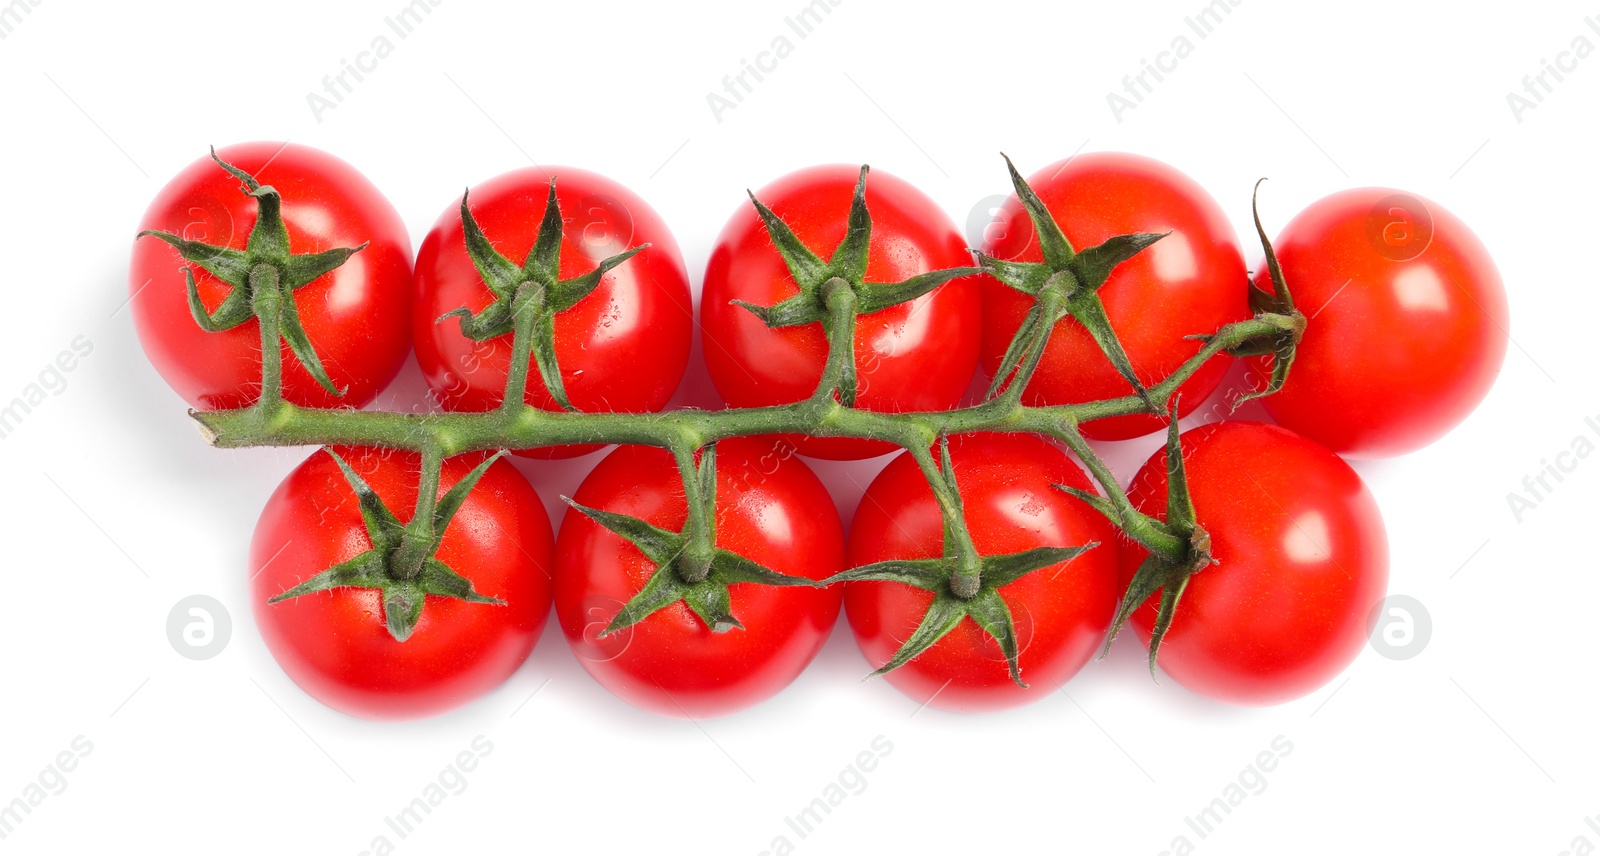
[0,0,1591,853]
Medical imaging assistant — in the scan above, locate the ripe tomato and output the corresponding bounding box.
[251,447,553,719]
[1120,422,1388,706]
[700,165,982,460]
[1250,188,1508,459]
[131,142,413,411]
[845,433,1120,713]
[413,167,692,459]
[554,439,844,718]
[979,152,1249,440]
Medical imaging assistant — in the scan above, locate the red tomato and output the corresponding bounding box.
[845,433,1120,713]
[700,165,982,460]
[413,167,693,459]
[251,447,553,720]
[1120,422,1388,706]
[979,152,1249,440]
[1250,188,1507,458]
[131,143,413,410]
[554,439,845,718]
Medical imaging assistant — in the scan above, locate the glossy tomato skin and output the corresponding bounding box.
[251,448,553,720]
[554,439,845,718]
[1251,188,1508,459]
[701,165,982,460]
[131,143,413,411]
[845,434,1121,713]
[979,153,1249,440]
[413,167,693,459]
[1121,422,1388,706]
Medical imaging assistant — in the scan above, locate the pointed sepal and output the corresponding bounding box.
[183,268,254,333]
[1064,290,1152,409]
[267,550,390,603]
[417,557,505,605]
[1001,152,1075,268]
[324,448,404,551]
[854,266,982,315]
[1066,232,1168,293]
[524,179,565,280]
[280,244,369,291]
[1234,178,1306,407]
[431,452,505,535]
[459,189,524,299]
[869,594,968,679]
[561,497,687,566]
[136,230,252,288]
[963,588,1027,687]
[827,165,874,280]
[974,251,1051,297]
[746,189,829,286]
[277,284,345,396]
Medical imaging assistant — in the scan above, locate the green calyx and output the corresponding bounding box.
[1091,401,1216,678]
[733,164,981,408]
[440,179,650,412]
[137,148,365,399]
[1193,178,1307,406]
[269,449,508,642]
[977,154,1169,406]
[821,437,1098,687]
[563,443,819,636]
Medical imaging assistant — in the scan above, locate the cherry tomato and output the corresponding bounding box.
[700,165,982,460]
[845,433,1121,713]
[1251,188,1508,459]
[251,447,553,720]
[979,152,1249,440]
[554,439,845,718]
[1120,422,1389,706]
[413,167,693,458]
[131,143,413,411]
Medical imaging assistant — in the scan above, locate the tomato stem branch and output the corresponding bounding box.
[249,264,283,411]
[500,282,541,415]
